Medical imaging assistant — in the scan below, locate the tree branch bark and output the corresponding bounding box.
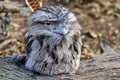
[0,44,120,80]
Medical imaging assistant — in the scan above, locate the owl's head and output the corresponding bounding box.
[29,6,82,36]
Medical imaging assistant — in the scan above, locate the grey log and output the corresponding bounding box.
[0,44,120,80]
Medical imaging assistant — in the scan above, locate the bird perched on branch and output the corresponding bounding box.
[14,0,82,75]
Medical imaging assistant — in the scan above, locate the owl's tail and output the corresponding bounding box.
[25,0,42,12]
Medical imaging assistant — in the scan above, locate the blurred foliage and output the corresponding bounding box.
[73,0,120,20]
[0,0,120,60]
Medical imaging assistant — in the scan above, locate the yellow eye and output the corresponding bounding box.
[45,22,51,26]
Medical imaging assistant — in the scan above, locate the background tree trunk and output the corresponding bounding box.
[0,44,120,80]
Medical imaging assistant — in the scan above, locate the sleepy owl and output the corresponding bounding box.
[24,6,82,75]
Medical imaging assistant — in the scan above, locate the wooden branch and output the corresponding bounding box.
[0,44,120,80]
[0,1,20,13]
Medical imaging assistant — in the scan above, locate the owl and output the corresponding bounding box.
[24,6,82,75]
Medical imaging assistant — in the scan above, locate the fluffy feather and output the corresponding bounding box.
[25,6,82,75]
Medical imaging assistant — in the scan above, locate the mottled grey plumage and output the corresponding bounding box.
[25,6,82,75]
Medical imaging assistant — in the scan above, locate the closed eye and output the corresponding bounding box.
[35,21,53,26]
[35,21,45,24]
[44,22,51,26]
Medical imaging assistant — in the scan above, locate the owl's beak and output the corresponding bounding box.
[58,25,68,36]
[61,26,68,35]
[53,25,68,36]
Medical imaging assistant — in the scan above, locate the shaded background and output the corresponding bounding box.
[0,0,120,60]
